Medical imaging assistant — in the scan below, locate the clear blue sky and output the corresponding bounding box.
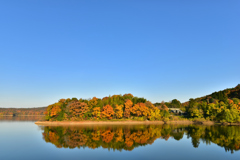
[0,0,239,108]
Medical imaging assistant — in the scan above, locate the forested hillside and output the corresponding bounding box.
[44,85,240,123]
[45,94,170,121]
[181,84,240,122]
[2,84,240,123]
[0,107,46,116]
[187,84,240,103]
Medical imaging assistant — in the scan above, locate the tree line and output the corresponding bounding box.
[45,84,240,123]
[182,84,240,123]
[45,94,170,121]
[0,107,46,116]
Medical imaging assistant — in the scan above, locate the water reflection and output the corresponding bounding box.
[40,125,240,153]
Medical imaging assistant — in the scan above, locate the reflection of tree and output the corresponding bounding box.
[171,129,184,141]
[41,125,240,153]
[186,125,240,153]
[101,129,114,143]
[115,128,123,143]
[42,125,167,151]
[65,130,88,148]
[186,126,205,148]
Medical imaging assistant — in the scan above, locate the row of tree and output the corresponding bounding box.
[43,84,240,123]
[182,84,240,123]
[45,94,170,121]
[185,98,240,123]
[0,107,46,116]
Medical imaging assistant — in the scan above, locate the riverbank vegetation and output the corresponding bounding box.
[44,94,170,122]
[182,84,240,123]
[44,84,240,123]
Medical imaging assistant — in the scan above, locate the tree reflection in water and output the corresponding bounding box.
[40,125,240,153]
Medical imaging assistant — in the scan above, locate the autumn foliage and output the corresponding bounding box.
[43,94,169,121]
[115,104,123,119]
[124,100,133,118]
[92,107,101,119]
[67,101,89,119]
[101,105,114,120]
[0,107,46,116]
[130,103,150,119]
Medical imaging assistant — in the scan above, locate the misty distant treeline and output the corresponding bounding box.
[0,107,46,116]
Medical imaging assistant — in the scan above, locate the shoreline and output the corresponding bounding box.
[35,120,165,126]
[35,120,240,126]
[34,120,217,126]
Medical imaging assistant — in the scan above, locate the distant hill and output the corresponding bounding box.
[153,84,240,109]
[179,84,240,122]
[0,107,47,116]
[188,84,240,104]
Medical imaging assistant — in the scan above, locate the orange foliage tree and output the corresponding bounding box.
[46,103,62,117]
[124,100,133,118]
[101,129,114,143]
[50,105,61,117]
[101,105,115,120]
[130,103,150,118]
[67,101,89,119]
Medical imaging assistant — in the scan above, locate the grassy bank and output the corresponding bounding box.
[35,119,240,126]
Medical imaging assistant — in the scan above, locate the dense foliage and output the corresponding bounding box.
[44,94,170,121]
[41,125,240,153]
[44,84,240,123]
[182,84,240,123]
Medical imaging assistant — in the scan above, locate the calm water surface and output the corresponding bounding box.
[0,117,240,160]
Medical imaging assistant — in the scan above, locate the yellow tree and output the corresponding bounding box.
[92,107,101,119]
[150,107,161,121]
[145,101,161,120]
[115,104,123,119]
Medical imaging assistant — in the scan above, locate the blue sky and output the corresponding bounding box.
[0,0,239,108]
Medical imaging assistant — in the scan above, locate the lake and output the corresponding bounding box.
[0,116,240,160]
